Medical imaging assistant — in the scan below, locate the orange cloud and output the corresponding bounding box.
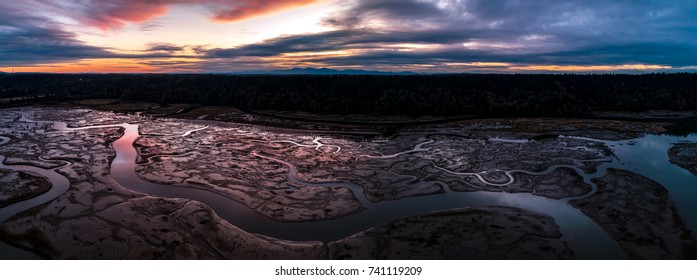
[511,64,671,72]
[211,0,317,22]
[9,59,159,73]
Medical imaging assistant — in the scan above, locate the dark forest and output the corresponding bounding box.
[2,73,696,117]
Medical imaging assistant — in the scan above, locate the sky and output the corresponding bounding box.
[1,0,697,73]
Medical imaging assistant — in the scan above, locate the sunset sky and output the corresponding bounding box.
[2,0,697,73]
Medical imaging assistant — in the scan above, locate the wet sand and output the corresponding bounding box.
[668,143,697,177]
[1,106,695,259]
[571,169,697,259]
[329,206,573,259]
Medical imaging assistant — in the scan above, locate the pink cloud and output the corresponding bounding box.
[211,0,317,22]
[67,0,317,30]
[70,1,170,30]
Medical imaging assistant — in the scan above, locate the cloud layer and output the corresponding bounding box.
[211,0,318,22]
[204,0,697,71]
[0,2,114,64]
[2,0,697,72]
[54,0,317,30]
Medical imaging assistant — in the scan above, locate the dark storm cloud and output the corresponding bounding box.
[322,0,444,28]
[206,0,697,70]
[145,43,186,53]
[202,25,523,65]
[207,30,365,57]
[0,3,114,65]
[534,43,697,66]
[206,28,482,58]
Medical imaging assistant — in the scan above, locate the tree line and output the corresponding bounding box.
[2,73,697,117]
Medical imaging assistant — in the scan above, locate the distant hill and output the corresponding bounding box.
[228,67,416,75]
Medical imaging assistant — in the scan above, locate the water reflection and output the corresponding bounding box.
[102,119,697,259]
[3,111,697,260]
[662,116,697,137]
[103,122,624,259]
[604,133,697,231]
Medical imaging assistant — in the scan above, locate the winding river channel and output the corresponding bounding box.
[2,113,697,259]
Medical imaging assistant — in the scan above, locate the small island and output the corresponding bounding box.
[669,143,697,177]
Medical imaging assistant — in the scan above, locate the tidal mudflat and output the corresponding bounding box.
[669,143,697,176]
[0,169,51,209]
[0,106,696,259]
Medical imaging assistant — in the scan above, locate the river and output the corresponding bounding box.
[2,111,696,259]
